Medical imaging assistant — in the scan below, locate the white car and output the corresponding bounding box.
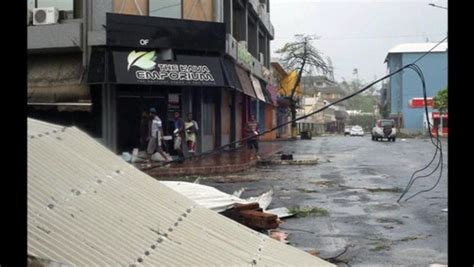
[372,119,397,142]
[350,126,364,136]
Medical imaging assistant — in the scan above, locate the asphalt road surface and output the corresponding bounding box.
[203,135,448,266]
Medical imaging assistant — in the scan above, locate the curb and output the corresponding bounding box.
[145,159,258,177]
[257,158,319,166]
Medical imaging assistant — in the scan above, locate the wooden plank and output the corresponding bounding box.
[233,202,260,211]
[239,210,279,230]
[183,0,213,21]
[112,0,148,15]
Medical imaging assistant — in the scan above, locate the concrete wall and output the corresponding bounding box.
[87,0,112,46]
[389,54,403,115]
[28,20,82,51]
[389,52,447,130]
[401,52,447,130]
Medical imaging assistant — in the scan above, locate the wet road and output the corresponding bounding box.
[202,135,448,266]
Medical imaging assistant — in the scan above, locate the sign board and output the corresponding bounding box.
[112,51,225,86]
[408,98,434,108]
[250,75,267,102]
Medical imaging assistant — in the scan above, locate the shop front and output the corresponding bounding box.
[88,13,228,154]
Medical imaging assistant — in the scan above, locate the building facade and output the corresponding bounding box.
[301,76,348,134]
[27,0,276,154]
[385,42,448,133]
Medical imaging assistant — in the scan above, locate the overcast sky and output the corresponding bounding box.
[270,0,447,83]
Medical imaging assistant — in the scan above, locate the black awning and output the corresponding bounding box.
[235,65,257,98]
[220,57,243,92]
[106,13,225,52]
[109,51,226,87]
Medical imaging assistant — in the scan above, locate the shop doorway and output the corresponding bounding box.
[116,86,167,153]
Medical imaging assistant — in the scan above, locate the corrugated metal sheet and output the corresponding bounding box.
[250,75,267,103]
[161,181,272,213]
[28,118,333,266]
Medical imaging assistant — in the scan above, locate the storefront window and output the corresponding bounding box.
[149,0,181,19]
[28,0,73,11]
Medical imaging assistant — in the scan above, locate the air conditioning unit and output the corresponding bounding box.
[27,9,32,25]
[33,7,59,25]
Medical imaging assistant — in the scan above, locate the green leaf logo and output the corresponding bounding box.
[127,51,157,71]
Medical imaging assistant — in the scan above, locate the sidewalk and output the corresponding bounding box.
[137,142,286,178]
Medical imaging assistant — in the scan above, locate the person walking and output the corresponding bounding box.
[173,111,185,163]
[245,114,260,154]
[146,108,171,166]
[185,112,199,158]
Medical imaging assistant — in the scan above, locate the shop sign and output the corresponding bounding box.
[408,97,433,108]
[112,50,225,86]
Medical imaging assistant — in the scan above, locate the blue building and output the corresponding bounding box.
[385,43,447,133]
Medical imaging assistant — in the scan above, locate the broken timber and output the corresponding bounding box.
[221,203,280,230]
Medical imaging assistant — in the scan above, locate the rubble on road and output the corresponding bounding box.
[161,181,274,212]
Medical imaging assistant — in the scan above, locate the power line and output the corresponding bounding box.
[143,37,447,172]
[397,63,444,202]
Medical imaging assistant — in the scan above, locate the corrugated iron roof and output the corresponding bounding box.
[385,42,448,62]
[387,42,447,54]
[28,118,333,266]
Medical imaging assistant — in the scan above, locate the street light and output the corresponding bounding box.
[428,3,448,10]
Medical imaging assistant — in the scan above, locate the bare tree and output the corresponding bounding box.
[276,34,332,138]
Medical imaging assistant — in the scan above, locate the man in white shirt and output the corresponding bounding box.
[146,107,171,165]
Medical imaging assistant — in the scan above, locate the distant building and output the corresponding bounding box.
[301,76,348,133]
[385,42,447,133]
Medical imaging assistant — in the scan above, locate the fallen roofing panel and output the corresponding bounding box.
[162,181,275,213]
[27,118,333,266]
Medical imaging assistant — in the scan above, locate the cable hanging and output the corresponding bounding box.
[396,63,444,202]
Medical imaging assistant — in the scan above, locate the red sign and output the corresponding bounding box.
[432,112,448,119]
[408,98,433,108]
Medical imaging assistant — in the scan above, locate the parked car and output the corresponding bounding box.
[344,125,352,136]
[350,125,364,136]
[372,119,397,141]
